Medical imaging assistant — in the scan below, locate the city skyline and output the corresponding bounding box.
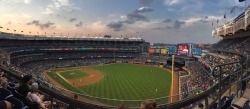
[0,0,248,44]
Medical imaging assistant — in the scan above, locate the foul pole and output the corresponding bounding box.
[171,55,175,103]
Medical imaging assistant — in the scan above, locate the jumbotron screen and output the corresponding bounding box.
[177,44,189,55]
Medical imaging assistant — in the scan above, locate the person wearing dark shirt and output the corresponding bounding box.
[17,75,33,97]
[0,100,12,109]
[0,77,12,101]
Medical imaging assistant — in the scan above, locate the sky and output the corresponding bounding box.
[0,0,248,44]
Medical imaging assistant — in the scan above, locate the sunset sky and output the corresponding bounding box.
[0,0,248,44]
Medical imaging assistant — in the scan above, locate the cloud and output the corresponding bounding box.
[53,0,69,9]
[184,15,222,26]
[42,8,53,14]
[135,7,154,14]
[76,21,83,27]
[154,20,185,30]
[106,21,123,31]
[27,20,39,25]
[6,21,12,25]
[166,26,173,29]
[24,0,31,4]
[69,18,77,22]
[107,12,148,31]
[139,0,153,5]
[173,20,185,29]
[152,25,172,30]
[124,13,148,24]
[42,0,79,16]
[163,19,172,23]
[164,0,181,6]
[27,20,55,30]
[106,7,151,31]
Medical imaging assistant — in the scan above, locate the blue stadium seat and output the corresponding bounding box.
[5,95,25,109]
[0,88,12,101]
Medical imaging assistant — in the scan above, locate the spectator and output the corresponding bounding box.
[17,75,33,97]
[0,77,12,101]
[117,104,128,109]
[140,100,156,109]
[0,76,8,89]
[26,82,51,109]
[0,100,12,109]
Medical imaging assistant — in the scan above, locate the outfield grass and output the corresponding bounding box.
[60,69,89,80]
[79,64,172,106]
[47,64,172,107]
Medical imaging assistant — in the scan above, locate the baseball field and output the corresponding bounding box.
[45,63,173,107]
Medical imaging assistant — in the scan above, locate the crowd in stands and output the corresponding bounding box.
[180,62,214,99]
[201,53,242,68]
[10,51,140,67]
[213,36,250,53]
[0,69,67,109]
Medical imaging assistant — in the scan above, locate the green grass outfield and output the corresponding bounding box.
[60,69,89,80]
[47,63,172,106]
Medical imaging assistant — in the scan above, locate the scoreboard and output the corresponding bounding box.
[192,48,202,56]
[148,43,202,57]
[177,44,194,57]
[177,44,189,55]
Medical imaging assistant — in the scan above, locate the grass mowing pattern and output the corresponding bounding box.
[60,69,89,80]
[46,71,82,93]
[78,64,172,106]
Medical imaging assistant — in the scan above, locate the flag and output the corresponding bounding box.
[230,6,236,14]
[239,0,245,2]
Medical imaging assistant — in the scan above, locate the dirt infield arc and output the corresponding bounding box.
[56,68,103,87]
[43,68,107,105]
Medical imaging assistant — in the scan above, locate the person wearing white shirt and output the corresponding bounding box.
[26,82,51,109]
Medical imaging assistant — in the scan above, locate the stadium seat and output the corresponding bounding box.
[221,94,236,109]
[5,95,25,109]
[209,102,218,109]
[0,88,12,101]
[25,98,40,109]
